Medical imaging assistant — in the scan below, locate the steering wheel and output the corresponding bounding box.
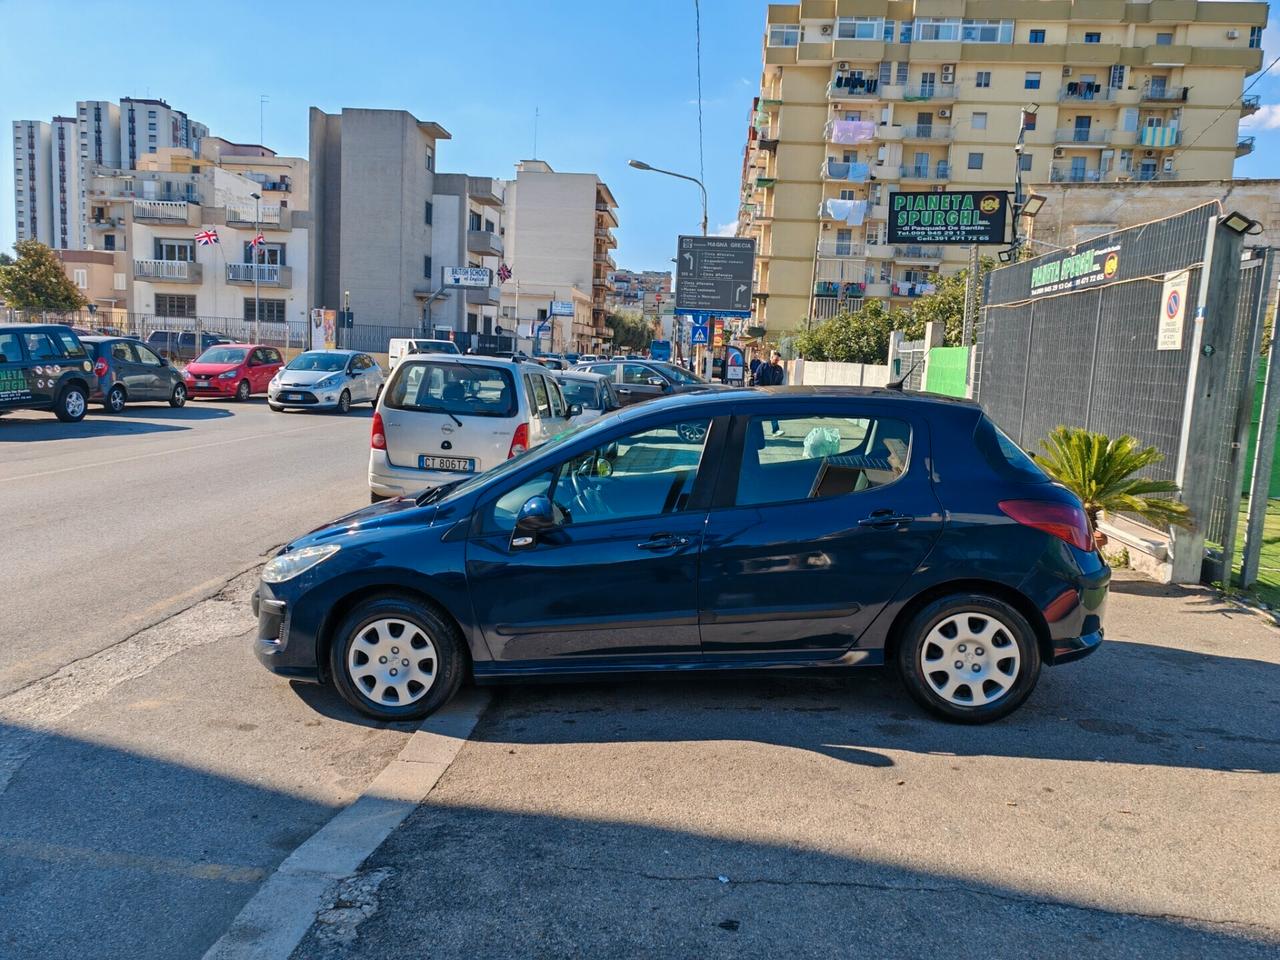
[568,457,609,517]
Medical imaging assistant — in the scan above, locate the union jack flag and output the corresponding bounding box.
[250,233,266,247]
[195,228,219,245]
[497,263,512,283]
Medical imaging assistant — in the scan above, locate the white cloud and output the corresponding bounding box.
[713,220,739,236]
[1241,104,1280,130]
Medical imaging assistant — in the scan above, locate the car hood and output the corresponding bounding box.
[186,362,242,376]
[276,368,344,386]
[287,495,441,551]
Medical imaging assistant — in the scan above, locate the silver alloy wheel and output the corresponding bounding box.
[65,389,86,419]
[172,384,186,406]
[107,386,125,412]
[919,611,1021,707]
[346,617,438,706]
[338,389,350,413]
[236,380,250,401]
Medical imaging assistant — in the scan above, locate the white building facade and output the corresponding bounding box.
[13,120,52,245]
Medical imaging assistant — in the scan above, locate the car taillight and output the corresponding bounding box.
[508,422,529,459]
[371,411,387,450]
[998,499,1094,552]
[93,358,109,378]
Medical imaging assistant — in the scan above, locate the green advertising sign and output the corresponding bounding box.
[887,190,1008,245]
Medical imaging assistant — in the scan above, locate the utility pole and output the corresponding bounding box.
[251,191,261,343]
[961,243,979,346]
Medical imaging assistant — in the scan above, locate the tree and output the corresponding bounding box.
[0,239,86,311]
[605,309,653,352]
[1032,426,1192,532]
[0,253,13,267]
[793,299,920,364]
[909,258,993,345]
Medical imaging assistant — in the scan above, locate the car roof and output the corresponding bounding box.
[0,323,75,333]
[602,385,980,421]
[398,353,530,370]
[552,370,610,383]
[294,348,358,356]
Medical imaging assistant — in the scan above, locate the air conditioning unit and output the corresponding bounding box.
[1063,66,1073,77]
[938,108,951,118]
[821,24,833,36]
[838,61,849,69]
[1115,175,1132,182]
[1226,29,1240,39]
[1054,146,1066,157]
[822,221,832,230]
[941,64,956,82]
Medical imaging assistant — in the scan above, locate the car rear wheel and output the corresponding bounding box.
[105,385,126,414]
[235,379,250,402]
[335,389,351,415]
[169,383,187,408]
[329,595,464,721]
[54,384,88,423]
[896,594,1040,724]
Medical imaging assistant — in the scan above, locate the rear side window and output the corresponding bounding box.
[530,375,551,418]
[0,333,21,362]
[736,414,911,506]
[973,416,1049,483]
[386,361,517,418]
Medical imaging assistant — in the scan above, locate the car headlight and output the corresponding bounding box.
[315,374,341,389]
[218,369,238,379]
[262,543,340,583]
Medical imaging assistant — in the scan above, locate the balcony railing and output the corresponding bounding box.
[132,200,189,221]
[899,162,950,180]
[817,239,867,259]
[826,77,882,100]
[1130,169,1178,181]
[134,259,199,281]
[226,203,282,224]
[822,159,871,182]
[1237,135,1256,157]
[1138,126,1181,147]
[894,245,943,261]
[467,229,503,257]
[812,295,865,321]
[1054,127,1112,145]
[900,124,952,141]
[1141,83,1189,103]
[894,83,956,101]
[1058,84,1114,103]
[227,262,285,283]
[1049,166,1102,183]
[1242,94,1261,117]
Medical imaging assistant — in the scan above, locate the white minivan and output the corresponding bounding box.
[369,355,579,501]
[387,338,460,371]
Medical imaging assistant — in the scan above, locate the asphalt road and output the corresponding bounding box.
[0,398,416,960]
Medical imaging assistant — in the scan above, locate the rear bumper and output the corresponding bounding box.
[1048,625,1104,665]
[369,451,471,497]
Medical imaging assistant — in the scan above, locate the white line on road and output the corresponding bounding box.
[0,421,341,483]
[201,690,489,960]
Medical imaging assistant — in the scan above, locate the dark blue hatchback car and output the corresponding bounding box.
[253,387,1108,724]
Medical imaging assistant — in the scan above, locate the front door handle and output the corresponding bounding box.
[858,509,915,528]
[636,535,690,551]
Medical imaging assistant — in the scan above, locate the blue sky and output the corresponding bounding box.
[0,0,1275,271]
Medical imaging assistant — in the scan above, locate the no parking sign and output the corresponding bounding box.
[1157,270,1190,351]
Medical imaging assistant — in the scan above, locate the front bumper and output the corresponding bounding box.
[270,385,346,408]
[186,377,239,397]
[251,588,320,680]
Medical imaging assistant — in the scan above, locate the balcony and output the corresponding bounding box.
[891,281,936,298]
[890,83,956,102]
[465,286,501,306]
[816,239,867,259]
[899,162,951,181]
[822,160,871,182]
[1138,126,1181,148]
[1129,169,1178,182]
[826,77,882,100]
[1242,94,1261,117]
[1237,135,1256,158]
[863,282,892,298]
[134,259,201,282]
[594,249,616,271]
[812,296,864,321]
[1058,84,1114,104]
[865,243,895,260]
[595,203,618,228]
[89,215,122,229]
[1141,83,1189,103]
[1049,165,1102,183]
[1053,127,1112,146]
[132,200,190,222]
[226,203,283,226]
[467,176,503,207]
[900,124,953,142]
[467,229,503,258]
[226,262,292,286]
[595,226,617,248]
[894,245,944,263]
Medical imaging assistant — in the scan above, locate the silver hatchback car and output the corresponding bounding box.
[269,349,385,414]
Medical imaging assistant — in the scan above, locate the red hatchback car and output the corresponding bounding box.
[183,344,284,401]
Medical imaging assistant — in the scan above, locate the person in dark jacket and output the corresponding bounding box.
[756,351,786,436]
[748,350,763,386]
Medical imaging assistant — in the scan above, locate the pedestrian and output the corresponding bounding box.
[756,350,786,436]
[748,349,763,386]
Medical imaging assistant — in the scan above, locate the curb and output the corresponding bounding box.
[201,689,489,960]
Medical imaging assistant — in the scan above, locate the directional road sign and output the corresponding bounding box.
[675,236,755,315]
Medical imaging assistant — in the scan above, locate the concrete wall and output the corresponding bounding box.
[787,358,891,386]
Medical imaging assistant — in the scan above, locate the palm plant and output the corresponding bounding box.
[1033,426,1193,532]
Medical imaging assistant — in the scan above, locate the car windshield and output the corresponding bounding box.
[559,379,603,410]
[386,360,517,418]
[655,362,707,385]
[195,347,248,364]
[287,352,348,372]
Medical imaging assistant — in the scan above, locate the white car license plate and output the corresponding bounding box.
[285,393,303,401]
[419,455,475,472]
[196,379,210,387]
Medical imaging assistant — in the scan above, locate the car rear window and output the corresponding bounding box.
[559,379,602,410]
[974,415,1049,483]
[387,361,517,418]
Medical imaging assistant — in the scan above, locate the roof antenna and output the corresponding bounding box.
[532,106,539,159]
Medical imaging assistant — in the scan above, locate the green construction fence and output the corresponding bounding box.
[923,346,970,398]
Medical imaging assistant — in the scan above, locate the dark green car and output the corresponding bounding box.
[0,323,96,422]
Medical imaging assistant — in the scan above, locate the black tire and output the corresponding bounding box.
[268,402,284,412]
[896,593,1041,724]
[371,385,382,408]
[169,383,187,408]
[54,383,88,423]
[235,379,251,402]
[329,594,465,721]
[105,384,127,414]
[371,491,390,503]
[335,389,351,415]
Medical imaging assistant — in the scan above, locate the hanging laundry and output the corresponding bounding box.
[828,120,875,144]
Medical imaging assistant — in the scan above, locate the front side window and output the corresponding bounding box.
[736,414,910,507]
[767,24,800,47]
[388,361,517,418]
[135,344,162,366]
[560,379,604,410]
[54,331,86,358]
[622,363,657,385]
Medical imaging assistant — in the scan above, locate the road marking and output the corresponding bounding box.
[0,837,268,884]
[0,421,342,483]
[201,689,488,960]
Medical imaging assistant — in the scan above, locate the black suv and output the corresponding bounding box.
[574,358,724,406]
[145,329,227,362]
[0,323,96,421]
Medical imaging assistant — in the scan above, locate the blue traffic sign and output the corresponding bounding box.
[690,324,710,345]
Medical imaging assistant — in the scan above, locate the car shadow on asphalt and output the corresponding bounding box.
[464,637,1280,774]
[0,417,195,442]
[289,680,422,732]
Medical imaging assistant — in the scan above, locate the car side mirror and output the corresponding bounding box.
[512,495,563,549]
[159,356,169,366]
[648,377,669,389]
[567,403,583,418]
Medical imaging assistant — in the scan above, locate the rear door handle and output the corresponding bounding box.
[858,510,915,528]
[637,535,690,551]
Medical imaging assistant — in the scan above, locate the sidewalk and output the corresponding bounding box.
[285,571,1280,959]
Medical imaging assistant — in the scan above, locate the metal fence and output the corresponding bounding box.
[4,307,309,354]
[333,322,516,356]
[975,202,1269,582]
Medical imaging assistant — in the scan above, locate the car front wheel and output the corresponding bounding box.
[55,384,88,423]
[335,389,351,415]
[169,383,187,408]
[329,595,465,721]
[235,379,251,402]
[896,594,1041,724]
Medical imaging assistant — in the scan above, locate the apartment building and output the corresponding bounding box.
[120,97,208,170]
[739,0,1268,332]
[309,107,450,336]
[87,142,309,325]
[427,174,506,341]
[607,269,673,318]
[13,120,52,245]
[500,160,619,352]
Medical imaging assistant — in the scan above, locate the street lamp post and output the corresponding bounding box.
[250,191,261,342]
[628,159,708,237]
